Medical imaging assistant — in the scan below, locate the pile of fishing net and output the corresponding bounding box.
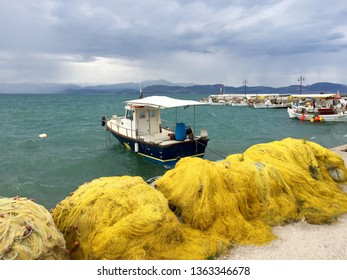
[51,137,347,260]
[231,138,347,225]
[157,138,347,245]
[0,196,68,260]
[52,176,219,259]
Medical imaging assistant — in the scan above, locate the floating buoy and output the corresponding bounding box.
[39,133,47,139]
[310,115,322,122]
[134,142,139,153]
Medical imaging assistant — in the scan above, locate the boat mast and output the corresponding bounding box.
[138,59,143,99]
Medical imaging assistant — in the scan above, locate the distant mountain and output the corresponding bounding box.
[0,83,81,94]
[0,80,192,94]
[0,81,346,95]
[63,80,195,94]
[143,82,347,95]
[305,82,347,93]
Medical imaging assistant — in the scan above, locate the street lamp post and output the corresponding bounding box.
[243,79,248,97]
[298,75,305,94]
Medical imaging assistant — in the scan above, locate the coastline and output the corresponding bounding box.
[220,144,347,260]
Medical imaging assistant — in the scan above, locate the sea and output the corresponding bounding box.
[1,93,347,211]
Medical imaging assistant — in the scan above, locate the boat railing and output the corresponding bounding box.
[161,119,175,131]
[107,119,137,138]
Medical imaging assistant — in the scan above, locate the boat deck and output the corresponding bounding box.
[139,129,199,146]
[107,119,198,146]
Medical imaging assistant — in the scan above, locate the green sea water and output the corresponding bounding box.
[1,93,347,210]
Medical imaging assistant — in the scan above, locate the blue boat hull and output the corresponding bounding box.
[109,131,209,167]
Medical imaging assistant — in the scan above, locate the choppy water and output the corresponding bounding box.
[1,93,346,210]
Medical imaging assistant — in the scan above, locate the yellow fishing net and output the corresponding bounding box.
[156,158,276,246]
[51,138,347,260]
[234,138,347,224]
[0,196,68,260]
[52,176,222,260]
[156,138,347,253]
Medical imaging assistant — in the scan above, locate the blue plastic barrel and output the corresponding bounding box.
[175,122,186,141]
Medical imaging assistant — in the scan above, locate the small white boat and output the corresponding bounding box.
[253,102,289,109]
[287,107,347,122]
[230,100,249,107]
[252,94,291,109]
[287,93,347,122]
[102,96,209,167]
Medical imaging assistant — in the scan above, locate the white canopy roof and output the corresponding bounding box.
[125,96,205,109]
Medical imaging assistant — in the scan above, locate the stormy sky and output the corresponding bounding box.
[1,0,347,87]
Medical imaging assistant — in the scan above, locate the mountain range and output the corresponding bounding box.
[0,80,346,95]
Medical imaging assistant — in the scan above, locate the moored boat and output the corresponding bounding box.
[102,96,209,167]
[287,93,347,122]
[253,102,289,109]
[252,94,291,109]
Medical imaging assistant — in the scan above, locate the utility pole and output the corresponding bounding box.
[298,75,305,94]
[243,79,248,97]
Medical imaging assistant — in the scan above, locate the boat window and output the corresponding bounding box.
[139,111,146,119]
[150,110,156,118]
[126,109,133,120]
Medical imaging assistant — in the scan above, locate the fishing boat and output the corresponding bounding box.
[251,94,291,109]
[287,93,347,122]
[253,98,290,109]
[230,98,249,107]
[253,102,289,109]
[102,95,209,167]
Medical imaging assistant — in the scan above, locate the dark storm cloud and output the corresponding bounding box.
[1,0,347,85]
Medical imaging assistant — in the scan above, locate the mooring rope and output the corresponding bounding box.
[197,141,228,159]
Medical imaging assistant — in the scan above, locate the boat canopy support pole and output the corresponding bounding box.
[193,106,196,134]
[175,108,177,124]
[148,109,151,135]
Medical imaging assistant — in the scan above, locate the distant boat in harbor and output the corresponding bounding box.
[252,94,291,109]
[287,93,347,122]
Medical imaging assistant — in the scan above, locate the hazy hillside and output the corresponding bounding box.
[0,83,81,94]
[143,82,347,95]
[0,81,346,95]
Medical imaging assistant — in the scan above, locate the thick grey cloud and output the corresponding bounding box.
[1,0,347,86]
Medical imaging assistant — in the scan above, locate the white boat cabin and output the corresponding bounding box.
[124,104,162,137]
[107,96,206,144]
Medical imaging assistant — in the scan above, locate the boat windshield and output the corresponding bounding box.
[125,109,133,120]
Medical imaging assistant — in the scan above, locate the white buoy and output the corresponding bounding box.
[39,133,47,139]
[134,142,139,153]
